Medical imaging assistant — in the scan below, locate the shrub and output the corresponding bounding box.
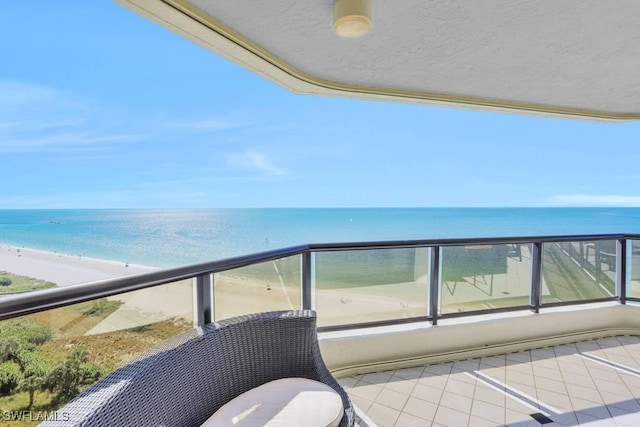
[16,349,50,376]
[0,276,11,286]
[0,319,53,347]
[17,350,51,409]
[45,349,104,404]
[0,361,22,394]
[81,299,121,317]
[0,337,21,362]
[0,320,59,409]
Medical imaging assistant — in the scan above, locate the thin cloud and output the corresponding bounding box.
[3,118,88,132]
[80,133,148,144]
[226,149,287,176]
[0,132,148,153]
[0,121,22,130]
[167,117,249,131]
[0,80,58,109]
[0,189,207,209]
[547,194,640,207]
[0,79,150,153]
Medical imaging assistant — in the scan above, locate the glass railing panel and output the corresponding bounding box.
[213,255,302,320]
[313,248,429,327]
[0,280,193,422]
[440,244,531,314]
[541,240,616,304]
[628,239,640,299]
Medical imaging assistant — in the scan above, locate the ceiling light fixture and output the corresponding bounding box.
[333,0,371,38]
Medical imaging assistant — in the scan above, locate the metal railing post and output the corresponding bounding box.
[531,242,542,313]
[301,251,312,310]
[616,238,627,304]
[3,235,635,324]
[193,273,214,326]
[429,246,441,325]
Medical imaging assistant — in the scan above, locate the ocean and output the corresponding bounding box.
[1,208,639,268]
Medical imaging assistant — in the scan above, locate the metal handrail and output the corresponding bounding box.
[307,233,629,251]
[1,233,638,323]
[0,244,308,320]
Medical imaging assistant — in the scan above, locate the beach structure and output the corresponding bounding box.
[3,1,640,426]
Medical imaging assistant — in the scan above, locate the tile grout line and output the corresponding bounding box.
[576,351,640,409]
[473,356,509,427]
[579,352,640,378]
[386,366,425,427]
[465,370,561,418]
[429,363,453,427]
[349,337,640,427]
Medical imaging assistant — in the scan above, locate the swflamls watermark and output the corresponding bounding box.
[1,410,70,422]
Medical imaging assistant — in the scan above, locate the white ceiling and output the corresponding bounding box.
[120,0,640,120]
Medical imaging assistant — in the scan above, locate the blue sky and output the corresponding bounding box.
[2,1,640,208]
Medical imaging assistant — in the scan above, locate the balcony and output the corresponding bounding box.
[339,335,640,426]
[2,233,640,426]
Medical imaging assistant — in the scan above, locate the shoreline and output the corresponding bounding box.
[0,243,157,287]
[0,242,453,333]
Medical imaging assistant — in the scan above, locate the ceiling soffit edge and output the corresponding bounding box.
[118,0,640,122]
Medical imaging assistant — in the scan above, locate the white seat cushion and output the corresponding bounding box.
[201,378,344,427]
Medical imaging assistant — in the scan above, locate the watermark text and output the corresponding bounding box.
[1,410,70,422]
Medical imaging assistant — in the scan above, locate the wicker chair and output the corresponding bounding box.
[40,310,354,427]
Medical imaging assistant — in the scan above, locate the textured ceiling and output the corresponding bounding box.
[120,0,640,120]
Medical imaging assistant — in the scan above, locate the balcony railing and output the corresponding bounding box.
[2,233,640,332]
[2,232,640,418]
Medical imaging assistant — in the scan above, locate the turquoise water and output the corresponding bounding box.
[1,208,639,268]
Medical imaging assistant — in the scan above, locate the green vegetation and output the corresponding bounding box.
[0,274,192,426]
[0,339,102,411]
[80,299,122,317]
[0,319,56,409]
[0,311,190,427]
[0,272,55,294]
[0,319,53,347]
[16,350,49,409]
[0,320,52,410]
[44,349,104,405]
[0,361,21,394]
[316,249,417,288]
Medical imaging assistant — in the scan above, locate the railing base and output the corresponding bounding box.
[320,302,638,377]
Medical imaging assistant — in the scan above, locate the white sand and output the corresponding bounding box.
[0,243,156,286]
[0,243,194,333]
[0,243,428,333]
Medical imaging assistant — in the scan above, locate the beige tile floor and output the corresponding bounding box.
[340,336,640,427]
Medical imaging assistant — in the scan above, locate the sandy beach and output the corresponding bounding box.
[0,243,156,286]
[0,242,435,332]
[0,243,196,333]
